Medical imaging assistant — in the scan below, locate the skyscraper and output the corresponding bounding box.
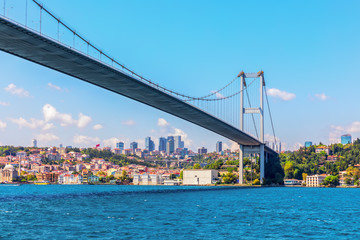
[166,138,175,155]
[32,139,37,148]
[116,142,124,150]
[159,137,167,152]
[341,134,352,145]
[130,142,138,152]
[216,141,222,153]
[145,137,155,151]
[174,136,184,149]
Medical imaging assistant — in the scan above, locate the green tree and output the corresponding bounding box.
[222,172,238,184]
[179,170,183,180]
[322,175,339,187]
[193,163,201,169]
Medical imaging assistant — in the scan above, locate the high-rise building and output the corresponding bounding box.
[166,138,175,155]
[198,147,207,155]
[116,142,124,150]
[174,136,184,149]
[130,142,138,152]
[216,141,222,153]
[145,137,155,151]
[159,137,167,152]
[341,134,352,145]
[305,141,312,148]
[32,139,37,148]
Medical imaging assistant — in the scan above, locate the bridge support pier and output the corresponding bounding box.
[239,144,244,184]
[260,144,265,184]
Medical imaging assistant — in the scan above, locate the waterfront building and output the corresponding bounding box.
[341,134,352,145]
[198,147,207,155]
[0,164,18,182]
[58,174,83,184]
[88,175,100,183]
[284,179,302,186]
[145,137,155,151]
[305,141,312,148]
[116,142,124,150]
[32,139,37,148]
[158,137,167,152]
[36,172,59,183]
[183,170,219,185]
[166,138,175,155]
[133,174,163,185]
[306,174,327,187]
[216,141,222,153]
[130,142,138,153]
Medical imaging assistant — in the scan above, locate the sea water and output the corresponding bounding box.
[0,185,359,239]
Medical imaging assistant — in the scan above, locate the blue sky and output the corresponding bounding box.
[1,0,360,151]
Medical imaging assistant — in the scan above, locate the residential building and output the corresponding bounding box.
[133,174,162,185]
[284,179,302,185]
[116,142,124,150]
[306,174,327,187]
[341,134,352,145]
[58,174,83,184]
[36,172,59,182]
[183,170,219,185]
[198,147,207,155]
[158,137,167,152]
[315,146,330,155]
[216,141,222,153]
[305,141,312,148]
[88,175,100,183]
[145,137,155,151]
[16,151,27,158]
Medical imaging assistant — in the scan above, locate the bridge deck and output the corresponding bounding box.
[0,16,276,154]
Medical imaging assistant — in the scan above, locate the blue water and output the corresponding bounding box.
[0,185,359,239]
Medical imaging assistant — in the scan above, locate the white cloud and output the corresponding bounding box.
[102,137,120,148]
[0,120,6,129]
[37,133,59,143]
[171,127,192,148]
[329,121,360,143]
[93,124,103,130]
[42,123,55,130]
[48,83,61,91]
[157,118,169,127]
[42,104,91,128]
[73,135,100,145]
[315,93,328,101]
[77,113,92,128]
[122,120,135,126]
[4,83,30,97]
[265,133,281,143]
[0,101,9,106]
[10,117,45,129]
[267,88,296,101]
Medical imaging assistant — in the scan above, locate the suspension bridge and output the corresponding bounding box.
[0,0,279,184]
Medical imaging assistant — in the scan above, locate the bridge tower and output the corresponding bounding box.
[238,71,266,184]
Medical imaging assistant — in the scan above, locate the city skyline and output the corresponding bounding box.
[1,0,360,151]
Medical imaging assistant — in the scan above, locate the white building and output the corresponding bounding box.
[133,174,163,185]
[183,170,219,185]
[58,174,83,184]
[306,174,327,187]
